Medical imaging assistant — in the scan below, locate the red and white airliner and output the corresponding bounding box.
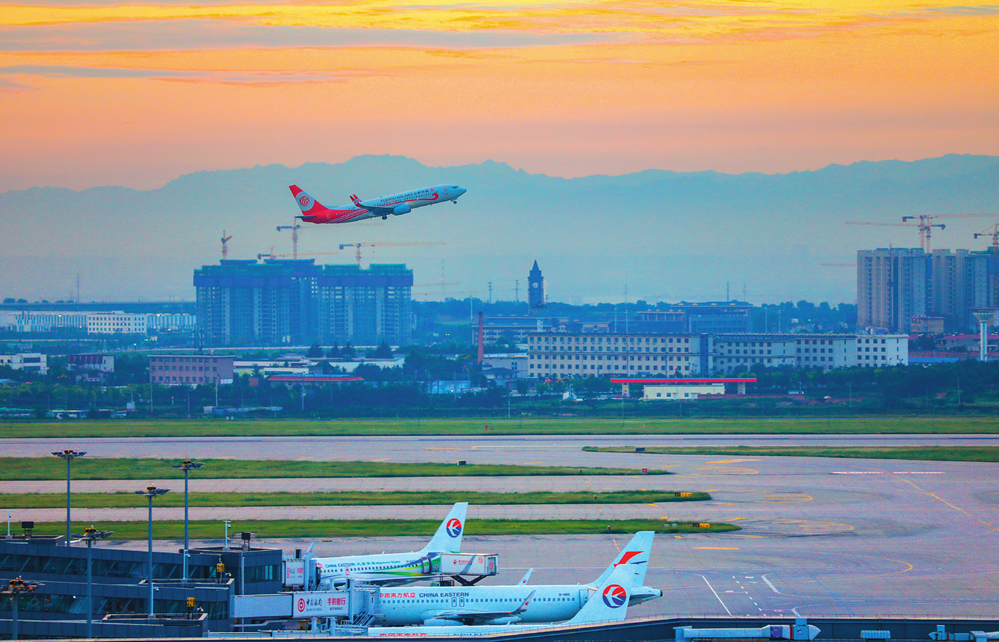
[289,183,467,224]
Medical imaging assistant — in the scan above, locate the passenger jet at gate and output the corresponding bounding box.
[372,531,660,627]
[312,503,467,589]
[366,557,642,637]
[289,184,467,224]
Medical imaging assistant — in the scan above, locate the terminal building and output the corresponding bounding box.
[193,260,413,347]
[0,534,281,639]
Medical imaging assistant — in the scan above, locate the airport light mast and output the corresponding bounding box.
[51,450,86,546]
[134,486,170,619]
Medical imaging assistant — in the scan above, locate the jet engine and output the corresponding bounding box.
[392,203,411,215]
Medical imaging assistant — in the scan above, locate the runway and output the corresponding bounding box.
[5,434,999,619]
[3,432,998,463]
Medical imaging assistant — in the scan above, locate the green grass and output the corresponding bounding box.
[0,458,667,481]
[1,416,998,439]
[583,445,999,462]
[0,490,709,510]
[21,518,738,540]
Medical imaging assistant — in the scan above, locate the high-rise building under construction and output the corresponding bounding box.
[857,248,995,333]
[193,260,412,346]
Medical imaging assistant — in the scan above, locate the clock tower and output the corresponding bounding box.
[528,260,545,309]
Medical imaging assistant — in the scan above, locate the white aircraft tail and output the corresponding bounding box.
[591,531,654,588]
[420,502,467,554]
[566,562,634,625]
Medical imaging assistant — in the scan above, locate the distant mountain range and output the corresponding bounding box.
[3,154,998,305]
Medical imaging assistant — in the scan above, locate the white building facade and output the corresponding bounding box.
[528,332,909,378]
[86,312,148,335]
[0,353,48,374]
[527,333,708,379]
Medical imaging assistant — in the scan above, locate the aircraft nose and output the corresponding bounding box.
[457,187,467,196]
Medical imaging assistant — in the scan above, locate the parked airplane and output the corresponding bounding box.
[314,503,467,588]
[289,184,467,224]
[366,557,639,637]
[371,531,659,626]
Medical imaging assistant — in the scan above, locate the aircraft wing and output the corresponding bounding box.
[428,591,535,625]
[356,201,395,216]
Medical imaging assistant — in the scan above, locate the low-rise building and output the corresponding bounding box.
[0,352,48,374]
[150,354,234,386]
[644,383,725,400]
[67,353,114,382]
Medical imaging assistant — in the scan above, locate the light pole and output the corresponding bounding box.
[51,450,86,546]
[76,527,112,638]
[2,577,41,641]
[134,486,169,619]
[171,460,203,584]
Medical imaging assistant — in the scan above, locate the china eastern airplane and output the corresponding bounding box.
[371,531,659,627]
[289,184,467,224]
[313,503,467,589]
[366,557,640,637]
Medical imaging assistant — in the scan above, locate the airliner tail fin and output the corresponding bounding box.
[421,502,468,554]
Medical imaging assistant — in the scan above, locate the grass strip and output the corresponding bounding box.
[0,458,666,481]
[1,417,997,439]
[583,445,999,462]
[20,519,739,540]
[0,490,709,510]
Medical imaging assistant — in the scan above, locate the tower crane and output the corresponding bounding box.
[338,242,444,267]
[974,223,999,307]
[846,213,996,252]
[277,222,302,260]
[221,231,233,264]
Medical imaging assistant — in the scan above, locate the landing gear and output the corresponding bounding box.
[382,215,388,220]
[452,200,458,204]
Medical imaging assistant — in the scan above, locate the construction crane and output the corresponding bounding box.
[974,223,999,307]
[338,242,444,267]
[847,213,996,252]
[277,222,302,260]
[221,230,233,264]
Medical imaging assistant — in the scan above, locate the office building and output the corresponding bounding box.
[194,260,413,347]
[86,311,148,335]
[527,332,709,379]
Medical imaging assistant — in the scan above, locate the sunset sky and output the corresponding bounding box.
[0,1,996,191]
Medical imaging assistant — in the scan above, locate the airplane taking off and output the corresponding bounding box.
[313,503,467,589]
[366,555,641,637]
[289,184,467,224]
[371,531,660,627]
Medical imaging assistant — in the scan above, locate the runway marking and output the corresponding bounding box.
[372,458,389,462]
[696,467,759,475]
[763,493,812,503]
[892,471,943,474]
[762,574,781,594]
[727,517,745,521]
[709,459,759,464]
[773,518,855,535]
[734,534,762,538]
[832,471,884,474]
[425,447,465,452]
[892,474,997,534]
[696,547,740,550]
[699,575,732,616]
